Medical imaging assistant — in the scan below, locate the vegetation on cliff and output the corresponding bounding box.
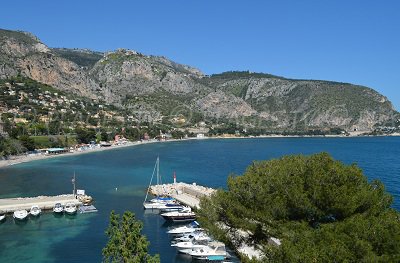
[198,153,400,262]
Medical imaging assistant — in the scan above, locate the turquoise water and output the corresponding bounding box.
[0,137,399,262]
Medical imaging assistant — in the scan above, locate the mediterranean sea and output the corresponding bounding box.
[0,137,399,262]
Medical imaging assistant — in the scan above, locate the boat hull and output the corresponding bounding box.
[162,214,196,222]
[13,210,28,221]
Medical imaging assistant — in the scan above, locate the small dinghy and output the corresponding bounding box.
[53,203,64,214]
[64,202,77,215]
[13,209,29,220]
[30,205,41,217]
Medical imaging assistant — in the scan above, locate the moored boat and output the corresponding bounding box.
[159,203,185,213]
[172,239,210,253]
[143,157,175,209]
[13,209,29,220]
[29,205,41,217]
[172,231,211,243]
[0,214,6,222]
[167,221,202,235]
[161,207,196,222]
[53,203,64,214]
[183,241,227,260]
[64,202,77,215]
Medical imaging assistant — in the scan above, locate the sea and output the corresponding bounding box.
[0,137,399,263]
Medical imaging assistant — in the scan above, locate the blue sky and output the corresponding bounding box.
[1,0,399,110]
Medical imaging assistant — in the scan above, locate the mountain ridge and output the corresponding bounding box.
[0,28,397,132]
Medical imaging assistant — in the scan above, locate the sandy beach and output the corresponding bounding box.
[0,139,162,168]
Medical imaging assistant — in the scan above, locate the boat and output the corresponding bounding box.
[13,209,29,220]
[172,231,211,243]
[167,221,202,235]
[0,214,6,222]
[53,203,64,214]
[172,239,210,253]
[29,205,41,216]
[143,157,175,209]
[158,203,185,213]
[64,202,77,215]
[183,241,227,260]
[161,206,196,222]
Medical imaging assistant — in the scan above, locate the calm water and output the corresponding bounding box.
[0,137,399,262]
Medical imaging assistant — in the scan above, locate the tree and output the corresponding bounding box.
[19,135,35,151]
[102,211,160,263]
[75,127,96,144]
[198,153,400,262]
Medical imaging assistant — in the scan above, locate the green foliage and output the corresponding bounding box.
[75,127,96,144]
[198,153,400,262]
[19,135,35,151]
[52,48,103,68]
[102,211,160,263]
[211,71,285,80]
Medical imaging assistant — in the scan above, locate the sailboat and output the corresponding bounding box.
[143,157,176,209]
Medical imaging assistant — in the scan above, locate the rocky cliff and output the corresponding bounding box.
[0,28,397,131]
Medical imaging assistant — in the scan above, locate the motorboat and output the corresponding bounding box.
[183,241,227,260]
[161,207,196,222]
[172,239,210,253]
[172,231,211,243]
[0,214,6,222]
[143,199,176,209]
[64,202,77,215]
[29,205,41,216]
[159,203,184,213]
[167,221,202,235]
[53,203,64,214]
[150,196,175,203]
[13,209,29,220]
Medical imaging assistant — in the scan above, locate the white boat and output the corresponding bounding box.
[29,205,41,216]
[0,214,6,222]
[172,239,210,253]
[173,232,211,243]
[64,202,77,215]
[167,221,202,235]
[183,241,227,260]
[13,209,29,220]
[53,203,64,214]
[143,157,175,209]
[161,206,196,222]
[158,203,185,212]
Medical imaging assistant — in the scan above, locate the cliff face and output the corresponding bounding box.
[0,29,99,99]
[0,29,397,131]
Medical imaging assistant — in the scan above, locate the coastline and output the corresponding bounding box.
[1,133,399,169]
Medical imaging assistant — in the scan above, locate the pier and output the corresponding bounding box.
[150,182,216,208]
[0,194,89,213]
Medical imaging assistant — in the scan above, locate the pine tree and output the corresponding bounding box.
[102,211,160,263]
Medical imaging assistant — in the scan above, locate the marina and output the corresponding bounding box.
[149,182,216,208]
[0,194,92,214]
[0,137,399,262]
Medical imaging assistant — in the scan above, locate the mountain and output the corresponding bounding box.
[0,28,397,132]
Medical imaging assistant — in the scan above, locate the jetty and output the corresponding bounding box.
[150,182,216,208]
[0,194,91,214]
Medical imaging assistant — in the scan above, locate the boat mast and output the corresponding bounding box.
[72,171,76,197]
[157,156,160,185]
[143,157,159,203]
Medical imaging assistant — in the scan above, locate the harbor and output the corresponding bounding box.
[0,194,93,214]
[149,182,216,208]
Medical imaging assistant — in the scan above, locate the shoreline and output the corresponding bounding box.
[1,133,399,169]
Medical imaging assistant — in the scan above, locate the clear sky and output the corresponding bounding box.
[1,0,399,110]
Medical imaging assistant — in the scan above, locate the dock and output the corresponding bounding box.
[0,194,88,213]
[150,182,216,208]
